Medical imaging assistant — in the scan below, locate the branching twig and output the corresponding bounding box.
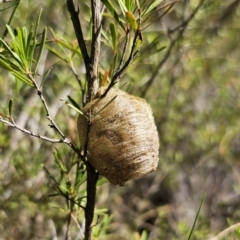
[102,30,140,97]
[25,73,81,156]
[1,73,81,158]
[28,73,66,139]
[114,28,130,75]
[0,115,83,160]
[0,116,70,144]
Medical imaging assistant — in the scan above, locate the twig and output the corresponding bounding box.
[0,116,70,144]
[0,115,82,160]
[102,30,140,97]
[27,73,66,139]
[114,28,130,75]
[211,222,240,240]
[25,73,81,156]
[69,61,86,106]
[71,213,85,239]
[66,0,90,75]
[65,211,71,240]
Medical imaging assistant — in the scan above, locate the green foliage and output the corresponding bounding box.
[1,0,240,239]
[0,11,46,87]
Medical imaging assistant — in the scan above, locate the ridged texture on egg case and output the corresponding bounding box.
[77,87,159,185]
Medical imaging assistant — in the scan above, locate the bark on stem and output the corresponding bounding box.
[67,1,102,239]
[84,0,101,237]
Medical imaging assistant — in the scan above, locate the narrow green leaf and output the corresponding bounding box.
[110,23,117,50]
[101,0,125,30]
[35,27,47,74]
[16,27,28,69]
[0,55,22,72]
[95,208,109,215]
[101,0,115,16]
[22,27,28,52]
[67,95,81,111]
[11,70,34,87]
[0,55,13,70]
[34,9,42,40]
[101,29,112,47]
[53,150,68,173]
[26,30,34,67]
[143,0,164,15]
[61,99,85,115]
[46,45,67,62]
[126,11,138,31]
[125,0,134,11]
[75,173,87,189]
[187,191,206,240]
[6,25,16,42]
[118,0,128,14]
[140,230,148,240]
[0,38,23,67]
[29,9,42,62]
[51,32,81,56]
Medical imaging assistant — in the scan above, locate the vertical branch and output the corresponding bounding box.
[66,0,90,74]
[84,163,98,240]
[88,0,102,100]
[67,1,102,239]
[85,2,102,240]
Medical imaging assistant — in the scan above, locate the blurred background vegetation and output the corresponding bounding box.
[1,0,240,239]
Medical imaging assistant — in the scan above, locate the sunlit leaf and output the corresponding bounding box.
[0,38,23,68]
[110,23,117,50]
[143,0,164,15]
[126,11,138,31]
[125,0,135,11]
